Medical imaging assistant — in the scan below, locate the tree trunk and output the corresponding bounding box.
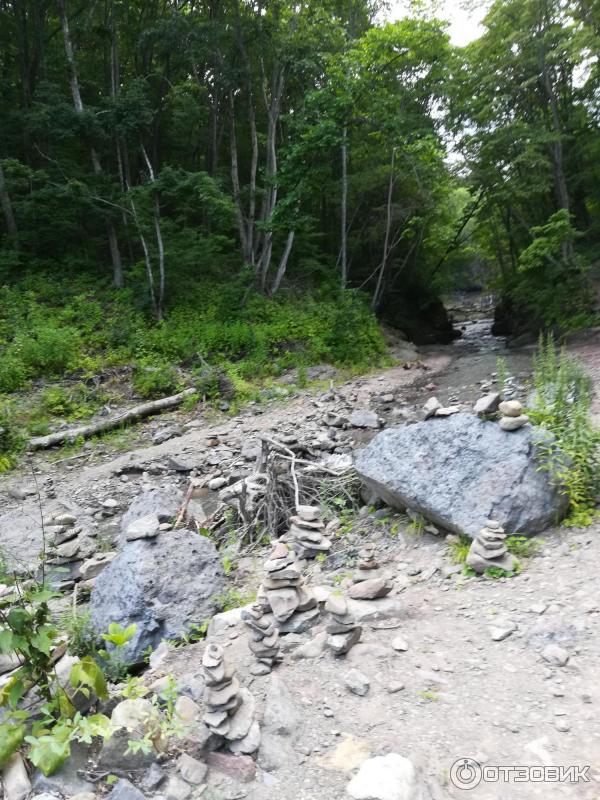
[0,162,17,235]
[29,388,198,450]
[372,148,396,311]
[269,230,295,296]
[58,0,124,287]
[141,144,165,321]
[340,125,348,289]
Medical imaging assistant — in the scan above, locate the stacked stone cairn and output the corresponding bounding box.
[466,519,517,574]
[259,541,317,631]
[325,593,362,655]
[201,643,260,754]
[353,543,381,581]
[241,602,282,672]
[347,542,393,600]
[498,400,528,432]
[280,504,332,560]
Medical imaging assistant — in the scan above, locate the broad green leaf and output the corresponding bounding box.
[0,722,26,767]
[0,629,13,652]
[26,727,72,776]
[69,657,108,700]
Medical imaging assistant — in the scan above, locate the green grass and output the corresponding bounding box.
[0,273,388,466]
[527,334,600,525]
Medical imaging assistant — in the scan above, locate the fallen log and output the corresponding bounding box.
[29,387,198,450]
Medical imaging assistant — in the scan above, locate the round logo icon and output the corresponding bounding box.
[450,758,482,790]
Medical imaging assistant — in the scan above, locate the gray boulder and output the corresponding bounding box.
[90,530,225,664]
[120,488,183,533]
[354,413,568,538]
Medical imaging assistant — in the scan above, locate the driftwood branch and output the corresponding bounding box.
[29,388,198,450]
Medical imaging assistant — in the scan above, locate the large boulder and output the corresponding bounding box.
[90,530,225,664]
[354,413,568,538]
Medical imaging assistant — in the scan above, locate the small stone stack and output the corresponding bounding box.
[241,603,282,672]
[281,505,332,560]
[353,543,382,582]
[259,542,317,632]
[201,643,259,753]
[498,400,528,431]
[466,520,517,574]
[325,594,362,655]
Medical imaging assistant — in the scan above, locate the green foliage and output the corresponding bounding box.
[511,212,594,329]
[505,535,541,558]
[528,335,600,523]
[448,535,472,565]
[215,587,255,612]
[132,361,182,399]
[62,608,98,659]
[98,622,137,682]
[0,404,26,471]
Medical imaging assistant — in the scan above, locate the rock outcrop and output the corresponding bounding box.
[90,529,225,664]
[355,413,568,538]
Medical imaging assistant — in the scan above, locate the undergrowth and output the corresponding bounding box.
[0,274,388,466]
[528,335,600,526]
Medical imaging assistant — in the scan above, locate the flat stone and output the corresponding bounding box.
[296,505,320,521]
[348,578,392,600]
[277,607,320,633]
[125,514,160,541]
[489,623,516,642]
[177,753,207,785]
[328,627,362,655]
[391,636,409,652]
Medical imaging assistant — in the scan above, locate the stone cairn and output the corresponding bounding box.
[201,643,259,754]
[256,539,319,640]
[354,543,381,581]
[466,519,517,574]
[241,602,282,674]
[347,542,393,600]
[280,504,332,560]
[498,400,528,432]
[325,593,361,655]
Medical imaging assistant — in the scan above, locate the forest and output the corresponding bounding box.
[1,0,600,460]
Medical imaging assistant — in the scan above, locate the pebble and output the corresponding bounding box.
[391,636,409,652]
[542,644,570,667]
[386,681,405,694]
[343,669,370,697]
[489,624,516,642]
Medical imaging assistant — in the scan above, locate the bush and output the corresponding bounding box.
[528,335,600,525]
[132,361,182,399]
[15,323,82,376]
[0,404,26,471]
[0,353,28,393]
